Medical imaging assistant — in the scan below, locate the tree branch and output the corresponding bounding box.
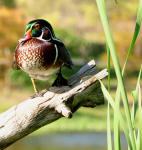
[0,60,108,149]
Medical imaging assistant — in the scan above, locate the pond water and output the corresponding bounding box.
[7,132,127,150]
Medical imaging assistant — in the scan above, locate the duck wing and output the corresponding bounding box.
[57,43,73,69]
[52,39,73,69]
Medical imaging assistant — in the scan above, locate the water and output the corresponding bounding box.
[7,132,127,150]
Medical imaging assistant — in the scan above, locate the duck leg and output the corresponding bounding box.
[52,67,68,87]
[31,78,39,93]
[31,78,46,98]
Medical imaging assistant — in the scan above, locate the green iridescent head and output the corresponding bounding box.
[23,19,55,41]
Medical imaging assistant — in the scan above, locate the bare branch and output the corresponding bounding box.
[0,60,108,149]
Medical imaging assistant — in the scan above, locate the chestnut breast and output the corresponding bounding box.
[15,38,59,72]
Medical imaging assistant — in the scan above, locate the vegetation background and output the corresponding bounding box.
[0,0,141,149]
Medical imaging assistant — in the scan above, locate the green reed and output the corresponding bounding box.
[96,0,142,149]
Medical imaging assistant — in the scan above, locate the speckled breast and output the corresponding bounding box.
[15,38,60,80]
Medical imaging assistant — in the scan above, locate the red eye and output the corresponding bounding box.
[35,24,40,29]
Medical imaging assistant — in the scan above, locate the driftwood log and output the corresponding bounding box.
[0,60,108,149]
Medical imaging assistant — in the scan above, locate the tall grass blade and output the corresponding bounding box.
[114,101,121,150]
[131,87,139,148]
[134,66,142,149]
[114,0,142,129]
[96,0,136,149]
[131,66,142,150]
[123,0,142,72]
[137,131,140,150]
[114,1,142,148]
[100,81,115,108]
[132,65,142,122]
[133,66,142,108]
[115,0,142,124]
[131,100,137,128]
[100,81,133,150]
[129,102,137,150]
[106,44,111,92]
[138,84,142,150]
[106,44,112,150]
[107,104,112,150]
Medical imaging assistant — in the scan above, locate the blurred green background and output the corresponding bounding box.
[0,0,141,150]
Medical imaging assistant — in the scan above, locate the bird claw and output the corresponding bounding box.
[30,92,44,99]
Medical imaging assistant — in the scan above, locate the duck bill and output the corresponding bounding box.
[18,29,32,43]
[24,28,32,41]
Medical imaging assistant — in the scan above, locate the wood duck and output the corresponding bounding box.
[14,19,73,94]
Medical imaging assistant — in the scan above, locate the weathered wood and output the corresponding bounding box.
[0,60,108,149]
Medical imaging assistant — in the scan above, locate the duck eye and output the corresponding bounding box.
[35,24,40,29]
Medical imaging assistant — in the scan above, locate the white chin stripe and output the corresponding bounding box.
[53,44,58,65]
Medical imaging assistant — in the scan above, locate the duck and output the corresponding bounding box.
[14,19,73,94]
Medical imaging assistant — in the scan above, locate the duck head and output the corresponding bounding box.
[19,19,56,42]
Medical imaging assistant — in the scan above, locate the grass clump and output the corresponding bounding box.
[96,0,142,150]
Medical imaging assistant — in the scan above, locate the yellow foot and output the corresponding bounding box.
[30,92,43,99]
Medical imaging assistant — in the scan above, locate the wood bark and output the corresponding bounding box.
[0,60,108,149]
